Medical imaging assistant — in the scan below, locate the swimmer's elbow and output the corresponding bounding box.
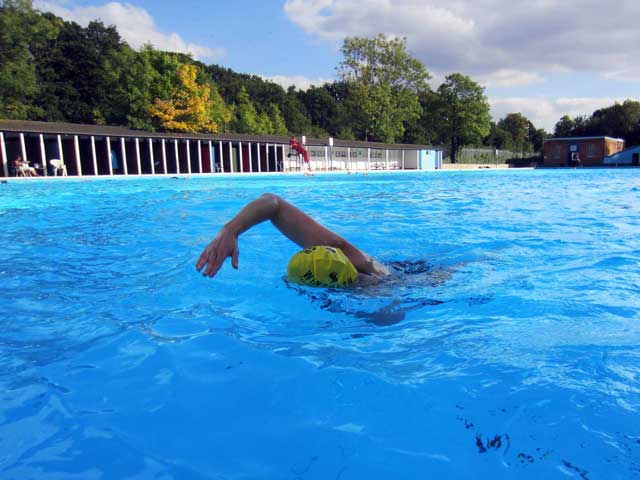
[260,193,281,205]
[259,193,282,218]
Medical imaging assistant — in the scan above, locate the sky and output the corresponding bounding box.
[32,0,640,131]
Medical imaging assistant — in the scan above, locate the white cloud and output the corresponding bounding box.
[260,74,334,91]
[284,0,640,83]
[603,68,640,82]
[478,70,544,88]
[33,1,224,61]
[489,96,637,131]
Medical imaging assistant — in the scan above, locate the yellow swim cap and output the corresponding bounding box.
[287,246,358,288]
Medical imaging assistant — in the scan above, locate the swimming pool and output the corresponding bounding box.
[1,170,639,479]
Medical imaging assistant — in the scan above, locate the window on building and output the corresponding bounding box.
[554,145,561,159]
[587,144,597,157]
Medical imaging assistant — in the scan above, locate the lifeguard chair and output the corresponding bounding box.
[288,136,310,172]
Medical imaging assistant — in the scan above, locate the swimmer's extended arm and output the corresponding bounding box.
[196,193,388,278]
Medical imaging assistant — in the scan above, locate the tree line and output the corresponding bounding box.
[553,100,640,146]
[2,1,638,162]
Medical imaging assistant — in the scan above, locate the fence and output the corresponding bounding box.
[443,148,541,166]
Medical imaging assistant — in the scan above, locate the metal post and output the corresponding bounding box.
[402,150,405,170]
[106,136,113,176]
[239,142,243,173]
[91,136,98,176]
[367,148,371,170]
[39,134,47,177]
[281,145,286,172]
[386,150,389,170]
[228,141,232,172]
[149,139,155,175]
[121,138,128,175]
[325,146,328,172]
[248,142,253,173]
[197,140,202,174]
[186,139,192,174]
[218,141,224,173]
[0,132,8,177]
[208,141,213,174]
[266,143,270,172]
[347,147,351,171]
[74,135,82,176]
[161,139,167,174]
[57,135,65,171]
[330,148,334,170]
[174,139,180,174]
[19,133,28,163]
[57,135,65,164]
[135,138,141,175]
[257,143,261,172]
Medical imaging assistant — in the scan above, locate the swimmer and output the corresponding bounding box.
[196,193,390,287]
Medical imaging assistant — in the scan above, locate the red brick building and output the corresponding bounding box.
[543,136,625,167]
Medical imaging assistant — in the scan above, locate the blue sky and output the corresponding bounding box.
[33,0,640,131]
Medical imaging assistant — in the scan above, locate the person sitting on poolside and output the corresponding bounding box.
[13,155,39,177]
[196,193,390,287]
[13,155,26,176]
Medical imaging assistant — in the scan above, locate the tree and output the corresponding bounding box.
[498,113,532,155]
[553,101,640,146]
[528,123,547,153]
[29,16,139,124]
[283,86,313,134]
[484,122,512,150]
[434,73,491,163]
[231,86,260,133]
[116,45,181,130]
[338,33,430,142]
[0,0,57,118]
[208,78,233,133]
[590,100,640,144]
[402,90,441,145]
[267,103,288,135]
[554,115,574,137]
[298,85,338,135]
[149,63,230,133]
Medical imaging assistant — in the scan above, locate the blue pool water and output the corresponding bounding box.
[1,170,639,479]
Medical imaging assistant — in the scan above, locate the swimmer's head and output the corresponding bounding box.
[287,246,358,288]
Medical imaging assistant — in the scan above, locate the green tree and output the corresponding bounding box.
[498,113,533,155]
[528,123,547,153]
[231,86,260,133]
[402,90,440,145]
[484,122,513,150]
[116,45,178,130]
[33,18,132,124]
[338,33,430,142]
[298,85,338,135]
[256,110,272,135]
[554,115,574,137]
[283,86,313,134]
[267,103,288,135]
[435,73,491,163]
[590,100,640,144]
[0,0,57,118]
[208,79,233,133]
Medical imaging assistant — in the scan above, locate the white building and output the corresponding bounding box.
[604,145,640,166]
[0,120,442,178]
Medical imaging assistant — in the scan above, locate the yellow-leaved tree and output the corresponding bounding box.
[149,63,231,133]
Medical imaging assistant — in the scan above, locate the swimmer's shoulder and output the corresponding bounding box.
[372,259,391,276]
[357,272,385,287]
[357,260,392,286]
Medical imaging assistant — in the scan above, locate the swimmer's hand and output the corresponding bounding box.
[196,226,239,278]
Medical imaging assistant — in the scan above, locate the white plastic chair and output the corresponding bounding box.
[50,159,67,176]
